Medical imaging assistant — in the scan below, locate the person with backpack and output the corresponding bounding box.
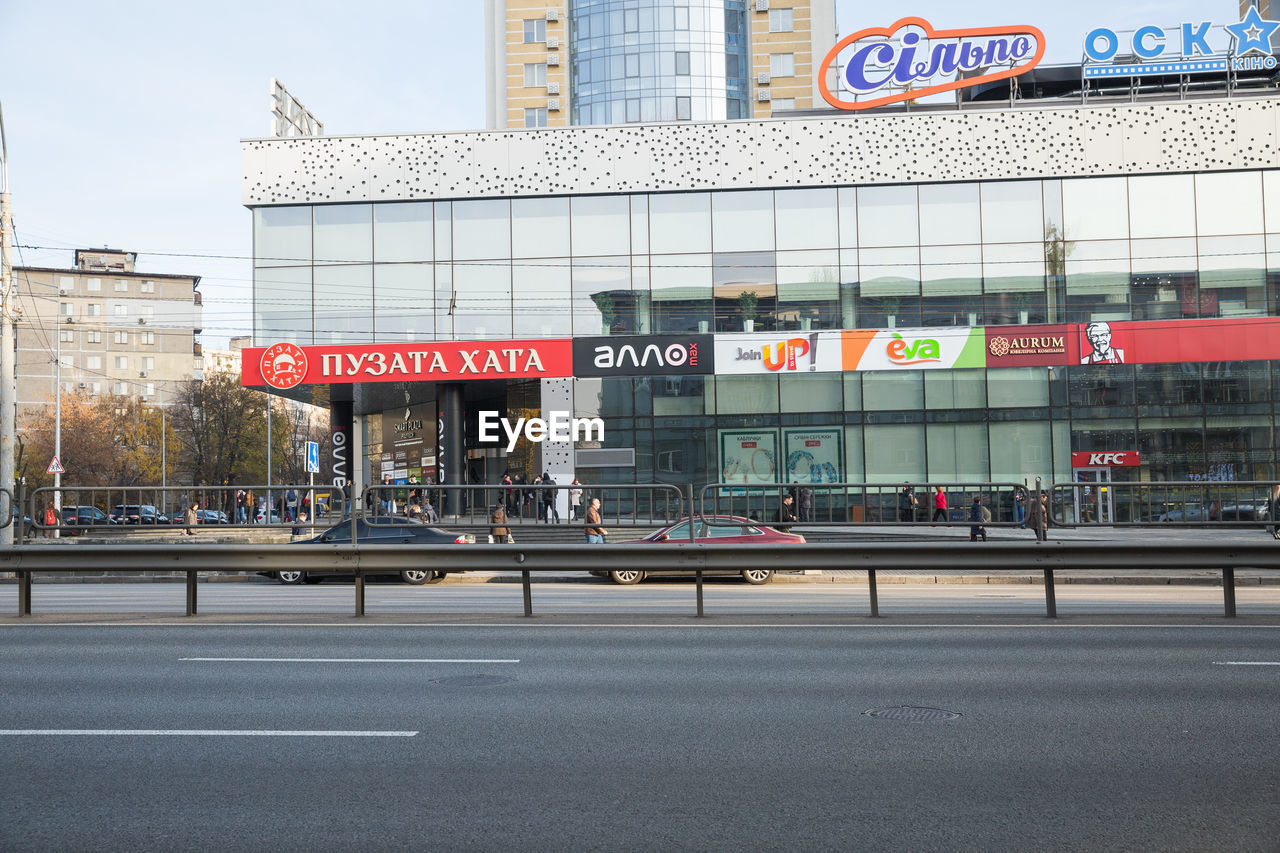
[285,488,298,522]
[968,496,991,542]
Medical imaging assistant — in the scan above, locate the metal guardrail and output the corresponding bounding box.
[698,482,1031,527]
[1046,480,1280,527]
[3,541,1276,620]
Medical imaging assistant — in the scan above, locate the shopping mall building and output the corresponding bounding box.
[241,11,1280,520]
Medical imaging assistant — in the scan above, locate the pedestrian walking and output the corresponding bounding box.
[931,485,950,525]
[1028,490,1049,542]
[584,497,607,544]
[899,484,918,523]
[774,493,798,533]
[183,504,198,536]
[541,472,559,523]
[490,503,511,544]
[1013,487,1027,527]
[569,478,583,520]
[285,488,299,522]
[235,488,248,523]
[244,489,255,524]
[502,473,516,515]
[798,487,813,523]
[42,501,58,538]
[968,496,990,542]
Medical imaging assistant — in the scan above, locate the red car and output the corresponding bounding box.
[604,516,805,585]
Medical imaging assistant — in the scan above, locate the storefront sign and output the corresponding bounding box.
[1071,452,1140,467]
[714,332,843,375]
[783,429,844,484]
[985,324,1075,367]
[242,338,573,386]
[1083,9,1279,79]
[841,327,987,371]
[572,334,713,377]
[819,16,1046,111]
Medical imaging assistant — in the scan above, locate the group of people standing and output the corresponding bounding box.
[898,484,1051,542]
[497,473,584,522]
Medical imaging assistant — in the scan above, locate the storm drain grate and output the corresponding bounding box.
[864,706,962,722]
[430,675,514,688]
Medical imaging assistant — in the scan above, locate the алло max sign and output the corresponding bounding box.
[571,334,713,377]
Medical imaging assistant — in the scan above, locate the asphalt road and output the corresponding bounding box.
[1,623,1278,852]
[3,577,1280,619]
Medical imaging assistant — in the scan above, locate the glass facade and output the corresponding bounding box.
[568,0,750,124]
[253,170,1280,486]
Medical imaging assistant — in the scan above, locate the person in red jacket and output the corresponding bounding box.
[931,485,949,525]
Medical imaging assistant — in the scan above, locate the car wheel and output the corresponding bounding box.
[277,571,305,585]
[741,569,774,585]
[610,569,644,585]
[400,569,433,585]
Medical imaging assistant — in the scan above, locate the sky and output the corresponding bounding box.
[2,0,1238,348]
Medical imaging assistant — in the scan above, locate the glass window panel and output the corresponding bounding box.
[843,426,865,483]
[513,257,571,337]
[652,253,712,333]
[980,181,1043,243]
[862,370,924,410]
[254,207,311,267]
[512,197,570,258]
[775,188,838,250]
[842,373,862,409]
[434,202,452,262]
[452,199,510,261]
[713,375,779,414]
[1196,171,1263,236]
[1128,174,1195,238]
[373,203,432,263]
[982,242,1045,293]
[253,266,311,344]
[650,192,711,254]
[988,421,1051,483]
[1062,177,1128,241]
[1130,237,1199,321]
[1137,416,1205,481]
[651,376,708,416]
[858,185,918,247]
[925,370,986,408]
[1264,170,1280,232]
[1204,415,1272,481]
[927,423,989,482]
[572,195,630,256]
[1135,363,1203,406]
[919,183,981,245]
[1203,361,1270,403]
[1064,239,1130,322]
[780,373,843,412]
[777,250,839,331]
[1198,234,1267,317]
[1068,364,1134,406]
[313,204,372,264]
[987,366,1049,408]
[572,256,633,336]
[314,265,373,344]
[374,263,433,341]
[434,262,453,338]
[712,190,775,252]
[838,188,858,248]
[921,245,981,295]
[631,196,649,254]
[858,246,919,296]
[864,424,925,481]
[452,261,511,338]
[714,252,775,332]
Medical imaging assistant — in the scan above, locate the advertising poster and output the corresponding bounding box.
[984,324,1076,367]
[842,327,987,371]
[572,333,714,377]
[718,429,780,494]
[714,331,844,375]
[783,429,844,484]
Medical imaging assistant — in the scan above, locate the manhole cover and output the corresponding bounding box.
[864,706,962,722]
[430,674,514,688]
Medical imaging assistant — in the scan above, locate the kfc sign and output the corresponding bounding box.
[1071,452,1140,467]
[242,339,573,387]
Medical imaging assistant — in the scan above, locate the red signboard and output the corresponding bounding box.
[1071,451,1140,467]
[985,324,1077,367]
[241,339,574,387]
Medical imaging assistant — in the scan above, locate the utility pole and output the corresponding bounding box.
[0,103,15,547]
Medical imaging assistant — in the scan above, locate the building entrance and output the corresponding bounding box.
[1071,467,1113,524]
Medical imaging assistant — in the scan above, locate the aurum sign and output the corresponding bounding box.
[818,16,1046,111]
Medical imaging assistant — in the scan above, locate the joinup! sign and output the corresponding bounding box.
[818,16,1046,111]
[1082,8,1280,79]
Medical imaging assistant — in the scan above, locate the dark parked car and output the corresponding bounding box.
[603,516,806,585]
[274,516,475,585]
[109,504,169,525]
[196,509,229,524]
[61,505,113,530]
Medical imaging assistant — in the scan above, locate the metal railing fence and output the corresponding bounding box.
[3,540,1277,620]
[1045,480,1280,527]
[698,482,1031,527]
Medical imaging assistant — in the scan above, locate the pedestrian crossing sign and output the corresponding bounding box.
[46,456,65,475]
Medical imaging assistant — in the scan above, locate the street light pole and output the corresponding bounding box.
[0,103,15,546]
[52,289,61,538]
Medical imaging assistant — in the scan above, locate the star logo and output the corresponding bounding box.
[1225,7,1280,57]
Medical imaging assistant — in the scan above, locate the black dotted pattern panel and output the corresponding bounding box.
[242,100,1280,206]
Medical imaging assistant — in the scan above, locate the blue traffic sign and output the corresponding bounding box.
[305,441,320,474]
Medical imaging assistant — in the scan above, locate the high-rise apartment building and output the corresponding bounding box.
[485,0,837,128]
[15,249,203,425]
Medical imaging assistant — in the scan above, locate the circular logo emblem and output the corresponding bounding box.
[988,336,1010,358]
[260,342,308,389]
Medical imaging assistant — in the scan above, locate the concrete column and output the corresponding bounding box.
[437,382,465,516]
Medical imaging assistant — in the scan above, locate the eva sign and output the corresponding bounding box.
[819,16,1046,111]
[1071,452,1140,467]
[841,327,987,371]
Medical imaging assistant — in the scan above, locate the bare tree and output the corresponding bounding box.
[168,373,271,487]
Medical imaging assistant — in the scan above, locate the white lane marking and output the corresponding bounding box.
[0,730,418,737]
[178,657,519,663]
[1213,661,1280,666]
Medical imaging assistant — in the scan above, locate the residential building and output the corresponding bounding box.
[484,0,837,128]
